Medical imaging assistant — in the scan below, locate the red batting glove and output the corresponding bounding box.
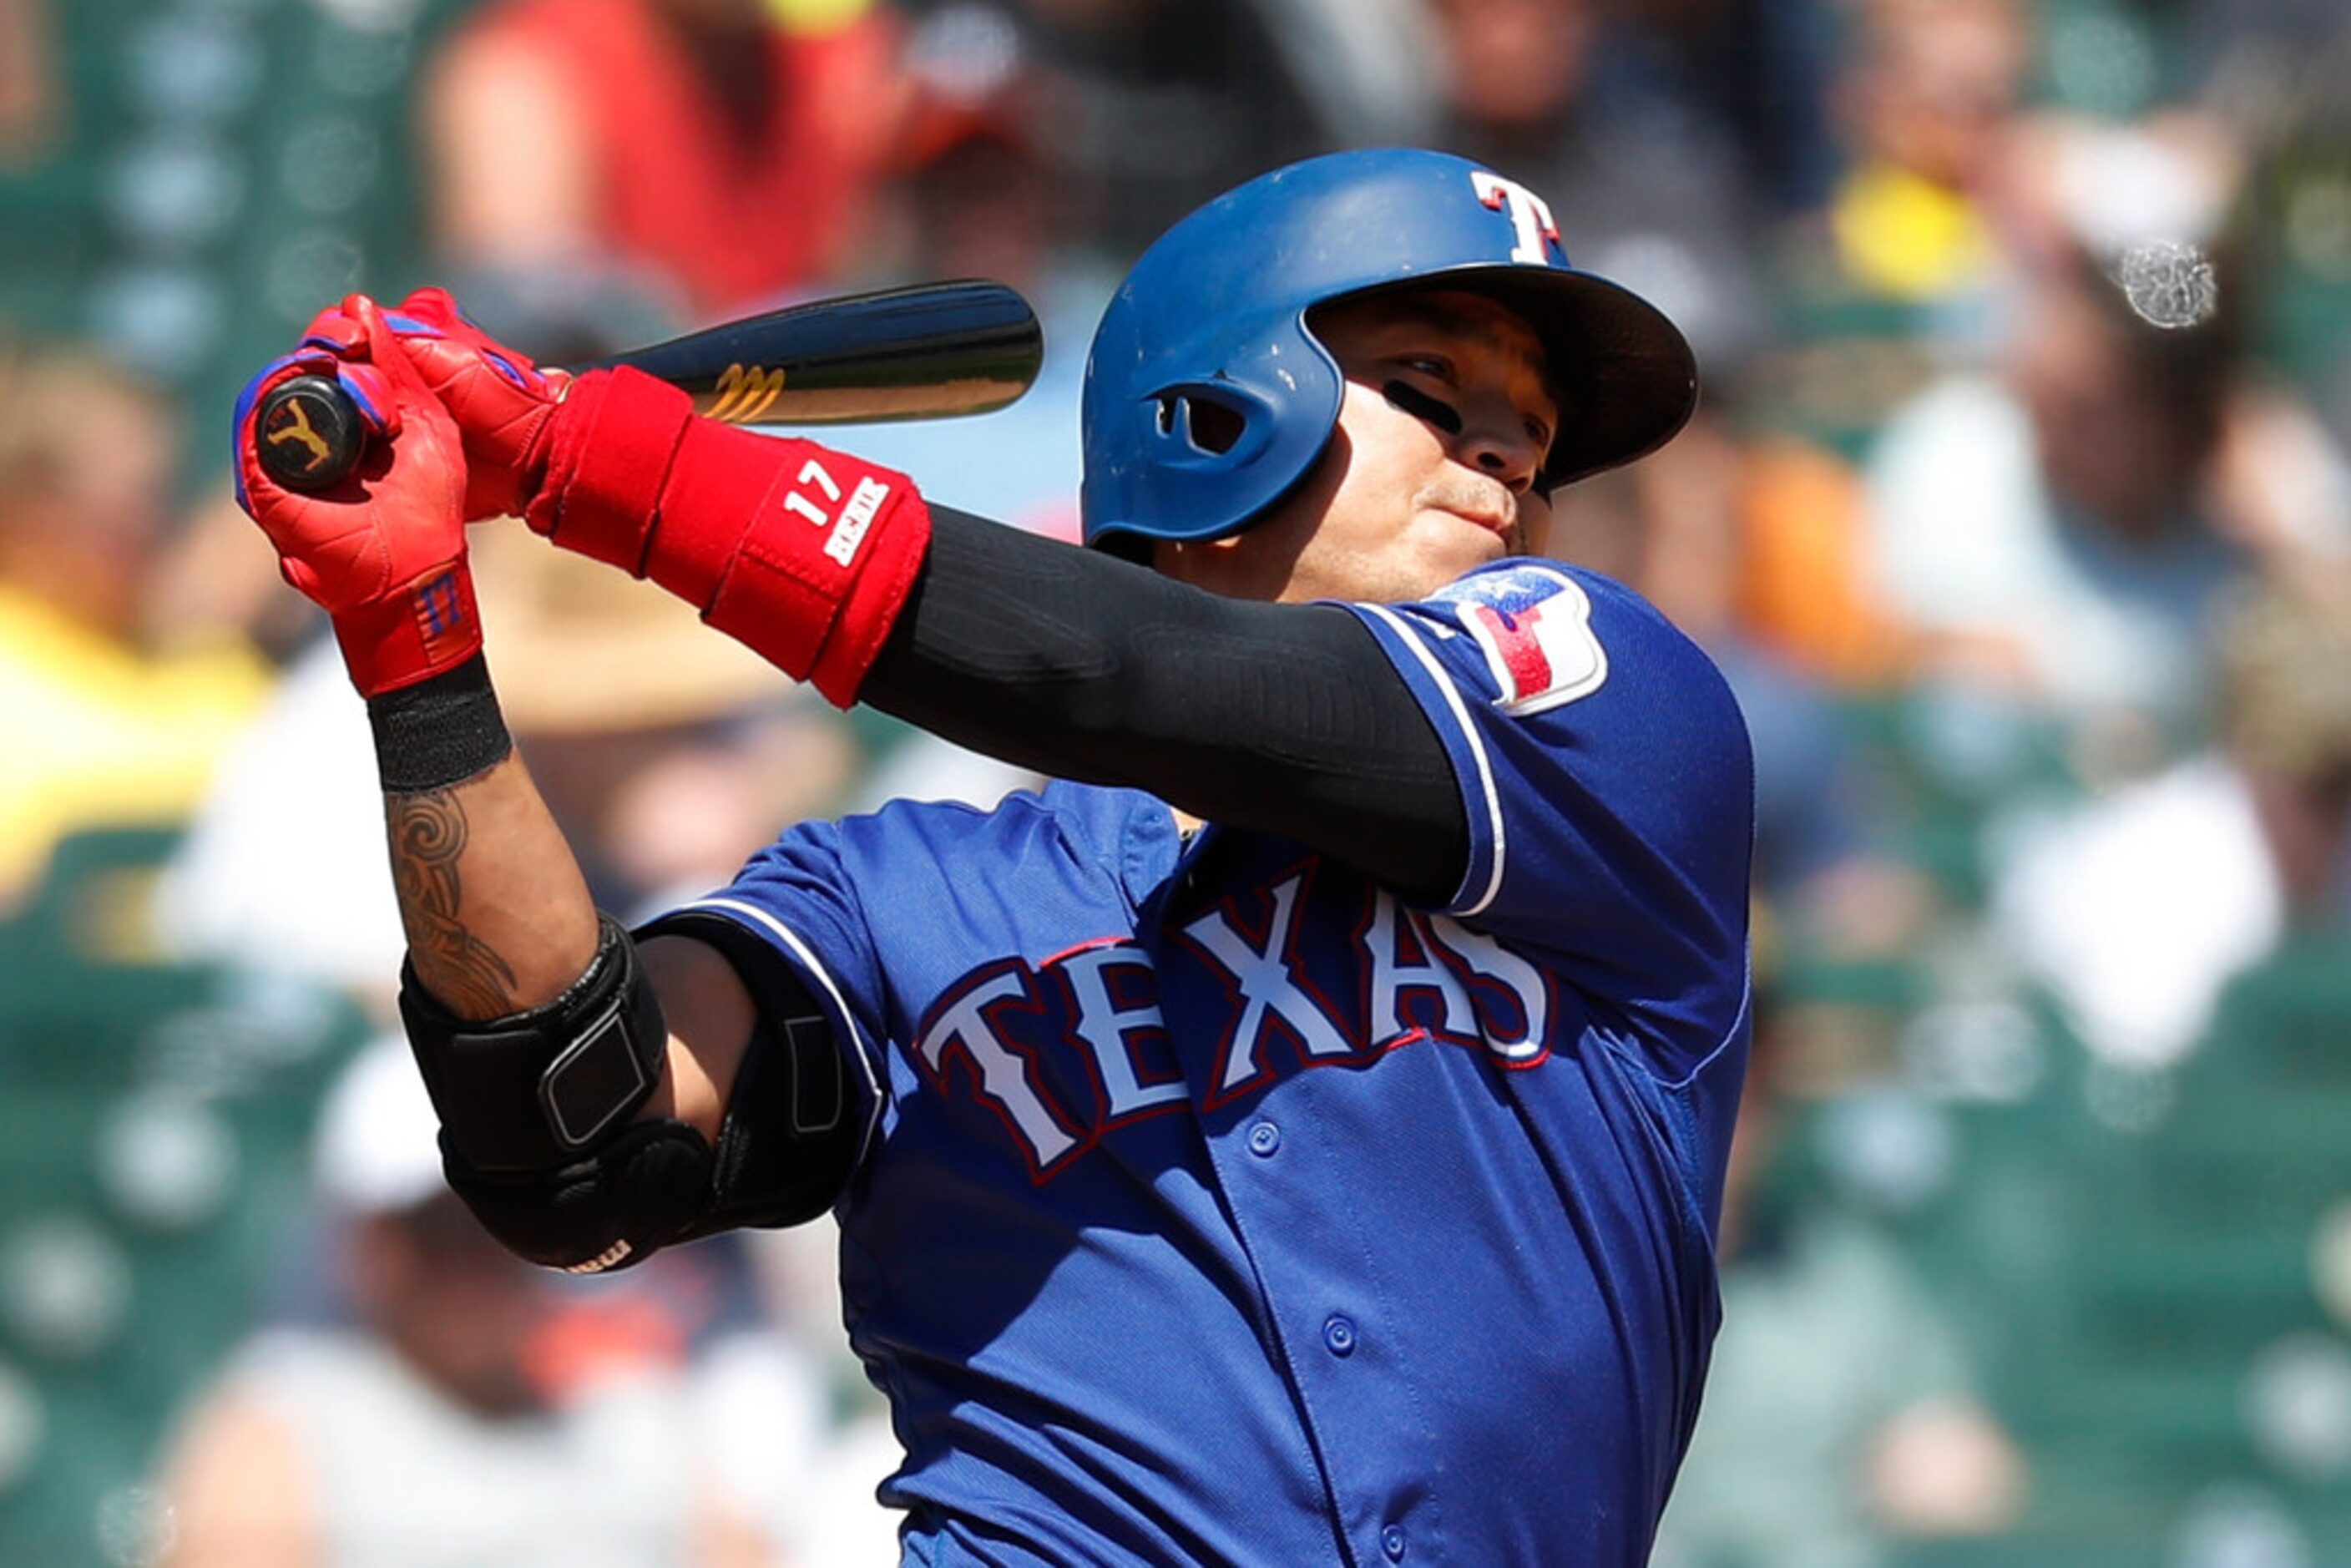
[232,296,481,697]
[524,366,933,707]
[343,286,933,706]
[305,286,570,523]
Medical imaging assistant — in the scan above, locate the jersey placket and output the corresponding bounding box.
[1156,829,1448,1568]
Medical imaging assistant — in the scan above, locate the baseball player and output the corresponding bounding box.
[232,149,1754,1565]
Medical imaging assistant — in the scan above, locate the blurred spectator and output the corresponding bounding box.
[822,11,1110,537]
[152,1037,832,1567]
[1605,0,1841,219]
[1556,408,1934,956]
[156,529,857,1014]
[1423,0,1771,378]
[1731,433,1917,690]
[2188,0,2351,116]
[1006,0,1431,262]
[1825,0,2032,307]
[1651,988,2026,1567]
[1757,0,2039,457]
[0,0,56,165]
[1773,89,2275,676]
[1741,110,2325,706]
[140,482,341,670]
[1861,230,2351,756]
[2000,106,2247,291]
[0,345,272,910]
[878,13,1066,288]
[1990,578,2351,1069]
[419,0,909,323]
[2186,0,2351,452]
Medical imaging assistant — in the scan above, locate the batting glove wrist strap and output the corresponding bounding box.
[319,563,485,699]
[366,651,514,793]
[526,367,933,707]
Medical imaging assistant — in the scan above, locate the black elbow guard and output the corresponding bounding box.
[442,1119,714,1276]
[400,913,702,1273]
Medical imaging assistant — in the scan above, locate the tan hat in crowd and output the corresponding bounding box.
[2219,579,2351,786]
[467,526,791,735]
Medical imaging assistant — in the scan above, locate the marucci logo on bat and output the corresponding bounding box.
[265,397,332,471]
[706,362,786,422]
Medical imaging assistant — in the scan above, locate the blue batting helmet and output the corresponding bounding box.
[1079,148,1698,556]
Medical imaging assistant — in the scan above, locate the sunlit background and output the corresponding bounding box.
[3,0,2351,1563]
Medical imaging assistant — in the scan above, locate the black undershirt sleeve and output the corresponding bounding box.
[859,507,1469,903]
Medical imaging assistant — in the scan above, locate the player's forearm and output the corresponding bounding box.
[367,658,779,1278]
[369,655,599,1018]
[384,751,599,1019]
[362,647,768,1141]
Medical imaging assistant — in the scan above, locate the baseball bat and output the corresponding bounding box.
[252,279,1044,493]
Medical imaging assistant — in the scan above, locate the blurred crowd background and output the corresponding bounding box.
[3,0,2351,1563]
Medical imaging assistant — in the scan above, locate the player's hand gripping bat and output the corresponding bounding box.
[251,279,1044,493]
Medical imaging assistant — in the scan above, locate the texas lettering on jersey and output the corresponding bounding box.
[911,860,1552,1181]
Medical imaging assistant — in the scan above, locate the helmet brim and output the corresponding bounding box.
[1332,266,1700,491]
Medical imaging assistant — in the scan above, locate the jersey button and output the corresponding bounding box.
[1381,1525,1408,1561]
[1322,1314,1357,1357]
[1247,1120,1281,1156]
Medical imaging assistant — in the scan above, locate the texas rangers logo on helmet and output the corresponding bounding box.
[1432,565,1609,716]
[1470,170,1563,266]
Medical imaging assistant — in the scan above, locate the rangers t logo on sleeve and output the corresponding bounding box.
[1431,564,1609,715]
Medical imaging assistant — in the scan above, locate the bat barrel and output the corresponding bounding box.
[619,279,1044,427]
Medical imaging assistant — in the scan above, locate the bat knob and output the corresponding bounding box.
[255,374,366,492]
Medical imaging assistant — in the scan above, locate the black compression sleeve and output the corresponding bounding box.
[860,508,1468,902]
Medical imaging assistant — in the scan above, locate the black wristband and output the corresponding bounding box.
[367,652,515,793]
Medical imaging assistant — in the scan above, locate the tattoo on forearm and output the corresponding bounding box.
[389,788,519,1016]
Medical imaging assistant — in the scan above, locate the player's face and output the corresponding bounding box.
[1158,290,1560,604]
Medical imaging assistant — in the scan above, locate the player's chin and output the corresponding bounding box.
[1405,520,1512,596]
[1434,510,1516,564]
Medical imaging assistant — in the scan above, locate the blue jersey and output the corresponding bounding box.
[646,561,1754,1565]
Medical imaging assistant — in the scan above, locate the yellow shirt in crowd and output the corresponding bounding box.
[0,585,273,912]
